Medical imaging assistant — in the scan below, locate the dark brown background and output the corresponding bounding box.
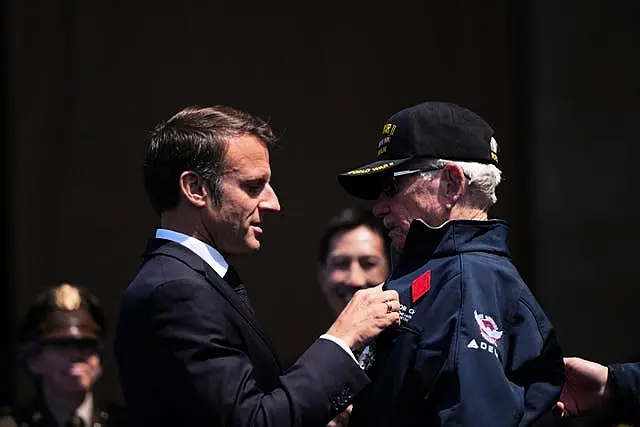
[2,0,639,406]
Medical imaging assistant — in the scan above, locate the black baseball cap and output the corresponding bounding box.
[337,102,500,200]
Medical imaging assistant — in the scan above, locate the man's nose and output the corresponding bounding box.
[260,183,281,212]
[345,262,367,287]
[372,194,388,217]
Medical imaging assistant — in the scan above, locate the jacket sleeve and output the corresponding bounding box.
[429,285,563,426]
[608,362,640,423]
[149,279,369,427]
[503,299,564,426]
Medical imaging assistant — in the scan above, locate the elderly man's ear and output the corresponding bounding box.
[440,163,467,208]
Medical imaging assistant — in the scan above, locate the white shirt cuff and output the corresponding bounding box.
[319,334,360,366]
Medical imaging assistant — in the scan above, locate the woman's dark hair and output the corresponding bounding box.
[318,208,390,265]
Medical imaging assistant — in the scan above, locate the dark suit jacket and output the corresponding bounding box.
[609,363,640,424]
[114,239,368,427]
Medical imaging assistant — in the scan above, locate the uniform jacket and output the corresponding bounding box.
[114,238,368,427]
[0,398,125,427]
[350,219,564,427]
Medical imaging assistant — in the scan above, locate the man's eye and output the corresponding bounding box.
[360,261,376,270]
[244,181,265,195]
[329,259,350,270]
[357,257,380,269]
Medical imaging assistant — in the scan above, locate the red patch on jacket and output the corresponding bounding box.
[411,270,431,303]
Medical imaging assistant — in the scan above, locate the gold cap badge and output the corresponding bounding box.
[53,283,82,311]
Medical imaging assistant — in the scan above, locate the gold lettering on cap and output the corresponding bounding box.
[345,161,395,175]
[54,283,82,311]
[490,136,499,163]
[381,124,397,136]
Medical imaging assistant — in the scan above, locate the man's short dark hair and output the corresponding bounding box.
[318,208,391,265]
[144,105,276,215]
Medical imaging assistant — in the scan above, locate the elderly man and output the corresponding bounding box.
[337,101,564,426]
[115,105,400,427]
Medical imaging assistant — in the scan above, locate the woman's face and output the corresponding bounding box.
[28,340,101,394]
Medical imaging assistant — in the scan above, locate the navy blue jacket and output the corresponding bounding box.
[609,363,640,423]
[114,239,368,427]
[350,220,564,427]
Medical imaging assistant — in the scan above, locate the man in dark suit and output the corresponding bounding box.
[114,105,400,427]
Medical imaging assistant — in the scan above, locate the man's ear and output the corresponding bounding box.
[441,163,467,207]
[179,171,209,208]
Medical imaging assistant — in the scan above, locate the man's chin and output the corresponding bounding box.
[247,236,261,251]
[227,240,261,255]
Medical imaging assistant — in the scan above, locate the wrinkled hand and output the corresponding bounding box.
[326,405,352,427]
[556,357,611,418]
[327,285,400,351]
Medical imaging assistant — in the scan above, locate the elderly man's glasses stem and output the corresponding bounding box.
[382,167,441,198]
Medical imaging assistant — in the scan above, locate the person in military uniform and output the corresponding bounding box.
[0,283,125,427]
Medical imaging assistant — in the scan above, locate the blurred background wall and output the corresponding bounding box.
[529,1,640,365]
[1,0,638,406]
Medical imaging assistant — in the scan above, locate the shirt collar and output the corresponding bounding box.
[76,393,93,427]
[155,229,229,277]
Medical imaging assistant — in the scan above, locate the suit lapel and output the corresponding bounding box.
[144,239,282,370]
[202,267,281,365]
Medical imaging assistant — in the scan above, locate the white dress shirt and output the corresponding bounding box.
[77,393,93,427]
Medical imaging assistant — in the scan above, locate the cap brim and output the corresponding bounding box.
[337,158,411,200]
[41,326,101,341]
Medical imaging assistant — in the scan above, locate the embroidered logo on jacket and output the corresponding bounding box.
[467,310,503,360]
[474,310,503,344]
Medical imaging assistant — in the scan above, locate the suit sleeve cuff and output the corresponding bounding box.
[319,334,360,367]
[608,363,640,423]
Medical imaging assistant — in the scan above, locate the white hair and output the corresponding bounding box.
[420,159,502,208]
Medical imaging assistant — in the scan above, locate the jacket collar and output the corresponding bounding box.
[143,238,216,277]
[393,219,511,278]
[154,229,228,278]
